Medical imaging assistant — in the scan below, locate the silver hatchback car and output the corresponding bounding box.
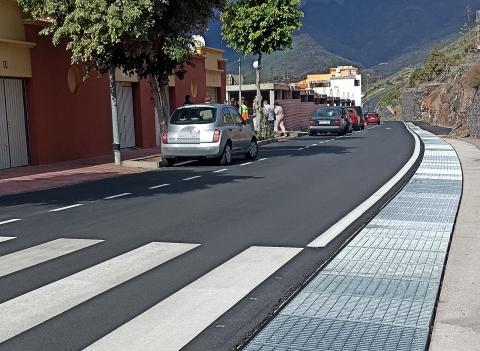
[161,104,258,166]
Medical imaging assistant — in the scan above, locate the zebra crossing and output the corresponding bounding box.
[0,236,303,350]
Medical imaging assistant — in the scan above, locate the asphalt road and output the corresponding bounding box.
[0,122,414,351]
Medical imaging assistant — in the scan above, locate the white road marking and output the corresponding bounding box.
[308,122,421,248]
[297,147,305,151]
[148,184,170,190]
[85,246,302,351]
[183,176,201,181]
[174,160,196,167]
[213,169,228,173]
[49,204,84,213]
[0,237,15,243]
[259,158,268,161]
[0,238,103,278]
[0,242,199,343]
[103,193,131,200]
[240,162,253,166]
[311,144,318,146]
[0,219,21,226]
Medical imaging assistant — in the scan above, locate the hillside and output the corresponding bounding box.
[204,0,479,74]
[225,34,358,83]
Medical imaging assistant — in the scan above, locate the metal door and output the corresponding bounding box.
[0,81,10,169]
[0,78,28,170]
[116,83,136,148]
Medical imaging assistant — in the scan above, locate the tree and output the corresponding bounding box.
[18,0,225,163]
[221,0,303,137]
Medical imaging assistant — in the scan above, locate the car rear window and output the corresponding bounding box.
[170,107,217,125]
[312,108,340,119]
[368,113,379,117]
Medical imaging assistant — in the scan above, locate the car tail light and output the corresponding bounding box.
[213,129,221,142]
[333,119,341,126]
[309,120,315,126]
[161,130,168,144]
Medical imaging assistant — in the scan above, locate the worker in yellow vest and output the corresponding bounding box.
[240,97,249,122]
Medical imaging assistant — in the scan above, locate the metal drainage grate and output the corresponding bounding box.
[244,124,462,351]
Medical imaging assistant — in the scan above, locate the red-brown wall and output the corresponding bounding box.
[172,56,207,109]
[24,24,113,165]
[132,79,156,148]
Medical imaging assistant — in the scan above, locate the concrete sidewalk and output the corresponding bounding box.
[0,148,159,197]
[429,138,480,351]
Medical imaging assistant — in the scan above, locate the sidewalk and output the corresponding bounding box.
[0,148,159,197]
[243,124,463,351]
[429,138,480,351]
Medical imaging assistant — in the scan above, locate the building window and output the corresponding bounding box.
[354,79,360,87]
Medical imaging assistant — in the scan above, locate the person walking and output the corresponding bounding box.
[264,100,275,137]
[183,95,193,105]
[230,98,239,110]
[274,101,287,137]
[240,97,249,122]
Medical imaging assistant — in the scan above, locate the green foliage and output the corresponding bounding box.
[409,46,449,87]
[378,89,401,109]
[18,0,225,84]
[221,0,303,57]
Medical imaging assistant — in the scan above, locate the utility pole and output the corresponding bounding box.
[238,57,242,107]
[108,68,121,165]
[365,73,370,112]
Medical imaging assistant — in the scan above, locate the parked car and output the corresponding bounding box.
[354,106,365,130]
[309,107,347,136]
[347,107,360,131]
[365,113,381,125]
[161,104,258,166]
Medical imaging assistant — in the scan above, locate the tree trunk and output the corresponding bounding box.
[148,75,170,141]
[254,53,263,135]
[108,68,122,165]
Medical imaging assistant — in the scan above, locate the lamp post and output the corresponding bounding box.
[238,57,242,108]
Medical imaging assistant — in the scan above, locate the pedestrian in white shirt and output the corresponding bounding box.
[274,102,287,137]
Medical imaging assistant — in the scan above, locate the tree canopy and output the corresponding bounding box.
[18,0,225,85]
[221,0,303,57]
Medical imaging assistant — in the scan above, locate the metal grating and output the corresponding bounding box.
[244,124,462,351]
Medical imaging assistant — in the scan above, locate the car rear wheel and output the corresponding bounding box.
[219,143,232,165]
[245,139,259,160]
[162,157,176,167]
[309,131,316,136]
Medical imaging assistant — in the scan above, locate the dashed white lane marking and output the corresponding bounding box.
[103,193,131,200]
[0,219,21,226]
[49,204,84,213]
[0,237,15,243]
[240,162,253,166]
[0,238,103,278]
[259,158,268,161]
[311,144,318,146]
[0,242,200,344]
[148,184,170,190]
[85,246,303,351]
[183,176,201,181]
[297,147,305,151]
[213,169,228,173]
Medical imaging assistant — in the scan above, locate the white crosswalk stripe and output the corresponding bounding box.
[0,236,15,243]
[0,242,199,344]
[0,238,103,278]
[85,246,302,351]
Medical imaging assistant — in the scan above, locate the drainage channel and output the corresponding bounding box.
[243,124,462,351]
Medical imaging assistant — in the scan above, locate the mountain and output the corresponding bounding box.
[204,0,480,73]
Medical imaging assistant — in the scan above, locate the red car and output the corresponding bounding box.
[365,113,381,125]
[346,108,360,131]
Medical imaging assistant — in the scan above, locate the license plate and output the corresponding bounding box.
[318,121,330,125]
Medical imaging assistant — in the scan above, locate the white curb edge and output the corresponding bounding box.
[307,122,421,248]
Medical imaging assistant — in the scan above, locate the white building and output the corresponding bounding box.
[296,66,362,106]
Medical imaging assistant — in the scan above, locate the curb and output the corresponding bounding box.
[308,122,424,248]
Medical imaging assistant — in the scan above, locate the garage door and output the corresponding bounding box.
[0,78,28,170]
[116,83,136,148]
